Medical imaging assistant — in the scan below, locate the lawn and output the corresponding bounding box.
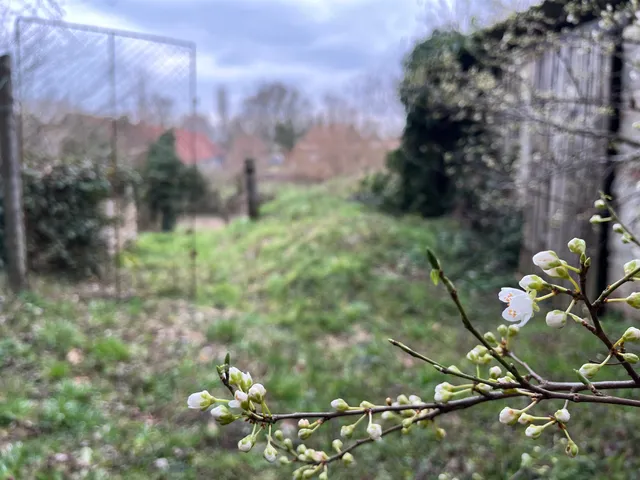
[1,183,639,479]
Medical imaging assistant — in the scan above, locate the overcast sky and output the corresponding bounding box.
[60,0,424,118]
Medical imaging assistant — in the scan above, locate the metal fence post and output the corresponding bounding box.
[0,55,28,292]
[245,158,259,220]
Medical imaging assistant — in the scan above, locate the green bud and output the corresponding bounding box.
[278,456,290,465]
[565,440,579,458]
[298,429,314,440]
[342,453,355,466]
[594,199,606,209]
[396,394,410,405]
[622,327,640,342]
[613,223,625,234]
[330,399,349,412]
[435,428,447,440]
[274,430,284,441]
[426,249,440,270]
[430,269,440,286]
[332,439,343,452]
[359,401,375,409]
[401,409,417,418]
[590,214,607,224]
[520,452,533,468]
[497,324,509,336]
[622,353,639,364]
[568,238,586,255]
[483,332,498,345]
[283,438,293,450]
[296,444,307,455]
[624,260,640,278]
[578,363,601,379]
[318,472,329,480]
[508,325,520,337]
[401,427,411,435]
[340,425,355,439]
[303,469,316,479]
[447,365,462,374]
[626,292,640,309]
[402,418,414,428]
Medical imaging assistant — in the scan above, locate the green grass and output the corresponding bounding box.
[1,182,639,479]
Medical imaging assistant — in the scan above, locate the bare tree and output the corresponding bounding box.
[151,94,174,129]
[238,81,313,151]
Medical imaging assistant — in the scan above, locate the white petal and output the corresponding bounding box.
[498,287,527,303]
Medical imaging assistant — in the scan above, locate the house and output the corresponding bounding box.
[286,123,395,181]
[480,0,639,300]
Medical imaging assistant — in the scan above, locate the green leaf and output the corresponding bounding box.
[430,269,440,286]
[426,249,440,270]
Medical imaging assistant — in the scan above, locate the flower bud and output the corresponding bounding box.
[240,371,253,391]
[594,199,606,209]
[396,394,410,405]
[332,439,343,452]
[508,325,520,337]
[578,363,601,379]
[380,411,398,421]
[519,274,547,291]
[624,260,640,278]
[497,324,509,336]
[401,409,417,418]
[626,292,640,309]
[263,443,278,463]
[278,456,290,465]
[475,383,492,394]
[525,424,544,439]
[402,417,414,428]
[434,390,452,403]
[499,407,520,425]
[613,223,625,234]
[623,327,640,342]
[447,365,462,374]
[296,444,307,454]
[622,353,640,364]
[340,424,355,439]
[409,395,422,405]
[331,398,349,412]
[545,310,567,329]
[187,390,214,410]
[366,423,382,441]
[518,413,535,425]
[298,429,314,440]
[435,427,447,440]
[342,452,355,466]
[568,238,586,255]
[248,383,266,403]
[238,434,255,452]
[533,251,562,269]
[489,366,502,379]
[228,367,243,386]
[589,214,606,224]
[520,452,533,468]
[298,419,310,429]
[544,266,570,279]
[210,405,237,425]
[359,401,376,409]
[555,408,570,423]
[303,469,316,479]
[283,438,293,449]
[318,472,328,480]
[484,332,498,344]
[565,439,579,458]
[401,427,411,435]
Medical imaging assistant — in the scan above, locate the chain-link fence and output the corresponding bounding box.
[14,17,200,300]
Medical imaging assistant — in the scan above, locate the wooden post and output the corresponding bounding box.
[0,55,27,292]
[244,158,259,220]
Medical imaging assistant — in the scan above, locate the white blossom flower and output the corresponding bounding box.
[545,310,567,329]
[532,251,561,270]
[263,443,278,463]
[331,398,349,412]
[499,288,534,327]
[366,423,382,441]
[543,266,569,279]
[238,435,255,452]
[248,383,267,403]
[555,408,570,423]
[228,390,249,410]
[623,327,640,342]
[499,407,520,425]
[187,391,213,410]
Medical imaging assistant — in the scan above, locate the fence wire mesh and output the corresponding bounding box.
[14,17,199,300]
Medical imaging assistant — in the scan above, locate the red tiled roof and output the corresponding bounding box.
[131,124,221,165]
